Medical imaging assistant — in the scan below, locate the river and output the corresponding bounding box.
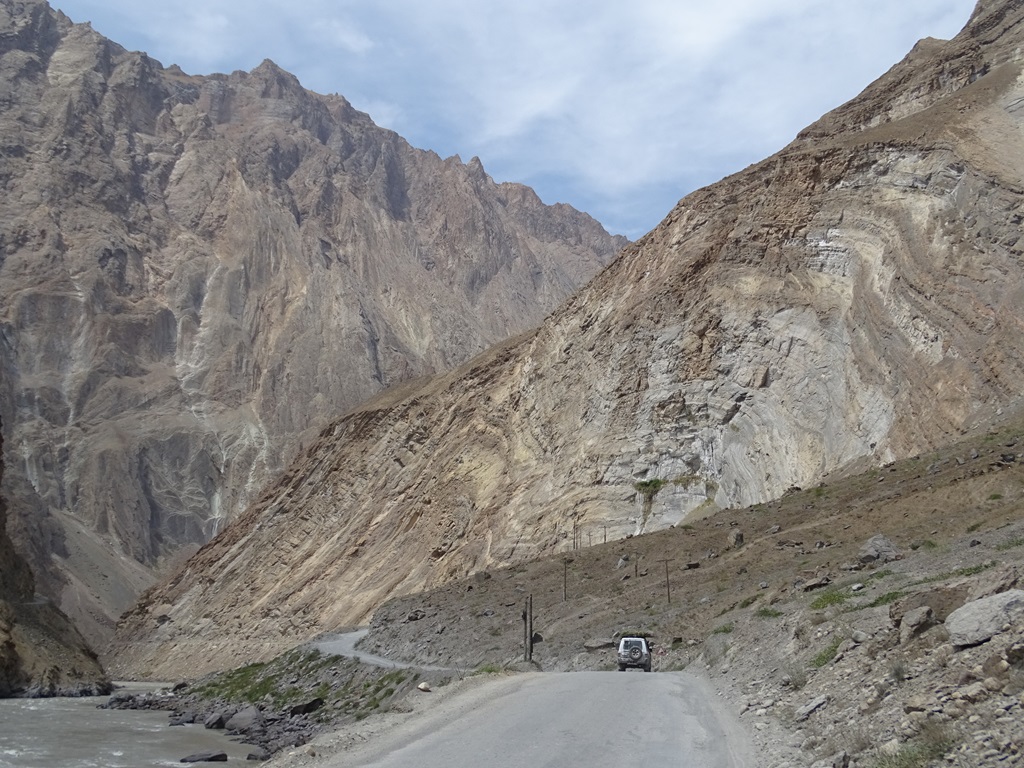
[0,684,255,767]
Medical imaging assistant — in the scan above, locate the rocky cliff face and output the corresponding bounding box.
[0,0,625,647]
[0,416,108,696]
[107,0,1024,680]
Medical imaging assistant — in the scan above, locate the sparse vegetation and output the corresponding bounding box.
[966,521,983,533]
[756,606,783,618]
[783,661,808,690]
[913,560,997,585]
[870,722,953,768]
[712,623,734,635]
[810,637,843,668]
[473,663,505,675]
[996,536,1024,551]
[633,479,666,499]
[809,589,850,610]
[866,590,906,608]
[988,493,1003,500]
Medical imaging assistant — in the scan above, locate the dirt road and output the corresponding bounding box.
[274,669,758,767]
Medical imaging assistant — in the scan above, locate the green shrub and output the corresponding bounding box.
[756,607,783,619]
[996,536,1024,552]
[633,479,666,498]
[473,663,505,675]
[712,623,734,635]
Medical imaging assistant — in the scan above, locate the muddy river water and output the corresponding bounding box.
[0,684,254,767]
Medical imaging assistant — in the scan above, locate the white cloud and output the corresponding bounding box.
[53,0,978,238]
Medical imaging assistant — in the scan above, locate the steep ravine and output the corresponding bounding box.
[0,0,625,648]
[110,0,1024,680]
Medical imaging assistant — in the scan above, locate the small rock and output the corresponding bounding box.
[904,695,930,713]
[417,682,432,692]
[795,696,828,721]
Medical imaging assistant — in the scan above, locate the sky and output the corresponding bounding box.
[51,1,978,239]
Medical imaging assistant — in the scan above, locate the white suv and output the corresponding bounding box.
[617,637,652,672]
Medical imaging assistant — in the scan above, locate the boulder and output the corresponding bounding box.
[224,705,262,732]
[203,712,226,729]
[180,752,227,763]
[858,535,901,564]
[945,590,1024,647]
[727,529,744,548]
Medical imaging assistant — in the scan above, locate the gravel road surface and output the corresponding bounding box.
[277,669,758,768]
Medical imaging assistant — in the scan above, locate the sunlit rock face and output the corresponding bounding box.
[107,1,1024,680]
[0,0,626,647]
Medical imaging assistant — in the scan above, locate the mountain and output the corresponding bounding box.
[108,0,1024,680]
[0,0,626,649]
[0,416,109,696]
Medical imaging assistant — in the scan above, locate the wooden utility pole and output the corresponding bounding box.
[657,558,673,604]
[522,594,534,661]
[562,557,574,602]
[528,594,533,661]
